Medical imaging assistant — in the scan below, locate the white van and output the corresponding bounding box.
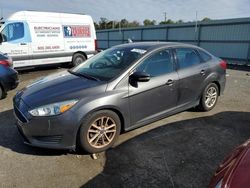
[0,11,97,68]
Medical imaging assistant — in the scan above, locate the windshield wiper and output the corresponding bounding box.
[68,70,100,81]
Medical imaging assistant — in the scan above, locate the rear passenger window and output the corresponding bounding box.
[176,48,201,69]
[136,49,174,77]
[198,49,212,62]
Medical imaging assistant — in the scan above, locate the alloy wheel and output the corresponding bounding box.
[87,116,117,149]
[205,86,217,108]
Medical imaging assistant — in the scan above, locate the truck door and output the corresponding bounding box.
[0,22,31,68]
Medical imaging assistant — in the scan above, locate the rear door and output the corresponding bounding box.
[128,48,179,125]
[174,48,209,106]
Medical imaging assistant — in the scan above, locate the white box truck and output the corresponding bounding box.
[0,11,97,68]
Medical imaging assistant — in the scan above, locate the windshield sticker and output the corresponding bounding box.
[131,48,147,54]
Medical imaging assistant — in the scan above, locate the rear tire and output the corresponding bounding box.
[198,83,219,111]
[78,110,121,153]
[72,53,86,67]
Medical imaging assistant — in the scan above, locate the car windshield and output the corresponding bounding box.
[70,46,148,81]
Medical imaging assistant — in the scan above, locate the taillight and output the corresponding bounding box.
[0,60,11,67]
[94,39,98,51]
[219,60,227,70]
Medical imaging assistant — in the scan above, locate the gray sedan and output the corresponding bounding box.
[13,42,226,153]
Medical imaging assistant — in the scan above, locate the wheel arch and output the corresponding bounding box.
[72,51,87,62]
[201,73,221,97]
[75,106,126,149]
[212,81,221,96]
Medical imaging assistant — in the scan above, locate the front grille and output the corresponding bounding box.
[14,106,28,123]
[33,135,63,144]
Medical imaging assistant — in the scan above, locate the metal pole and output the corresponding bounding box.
[195,11,198,33]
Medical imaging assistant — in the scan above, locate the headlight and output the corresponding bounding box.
[215,179,222,188]
[29,99,78,116]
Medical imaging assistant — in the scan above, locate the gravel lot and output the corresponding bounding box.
[0,66,249,188]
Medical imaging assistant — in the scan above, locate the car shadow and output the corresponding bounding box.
[0,109,68,156]
[82,111,250,188]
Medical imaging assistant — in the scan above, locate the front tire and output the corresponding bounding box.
[78,110,121,153]
[72,53,86,67]
[198,83,219,111]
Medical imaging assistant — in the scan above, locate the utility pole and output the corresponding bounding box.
[195,10,198,33]
[163,12,167,22]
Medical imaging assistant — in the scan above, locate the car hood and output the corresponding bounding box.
[209,139,250,188]
[19,70,107,108]
[227,141,250,188]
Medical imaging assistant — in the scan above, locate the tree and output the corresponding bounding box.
[106,21,114,29]
[94,22,99,30]
[159,19,175,25]
[143,19,156,26]
[176,19,184,24]
[128,20,140,27]
[120,19,129,28]
[99,17,108,29]
[202,17,211,22]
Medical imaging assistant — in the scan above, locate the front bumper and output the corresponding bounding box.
[13,99,79,150]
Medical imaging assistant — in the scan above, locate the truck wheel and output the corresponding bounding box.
[78,110,121,153]
[72,53,86,67]
[198,83,219,111]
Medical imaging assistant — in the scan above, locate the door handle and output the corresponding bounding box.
[166,79,174,86]
[200,70,206,75]
[20,43,27,45]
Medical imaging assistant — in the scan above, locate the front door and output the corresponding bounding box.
[128,48,178,126]
[0,22,31,68]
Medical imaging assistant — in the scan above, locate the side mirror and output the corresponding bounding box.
[0,34,2,44]
[130,71,150,82]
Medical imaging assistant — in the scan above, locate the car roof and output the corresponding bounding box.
[113,42,200,51]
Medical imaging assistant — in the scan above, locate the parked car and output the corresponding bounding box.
[0,52,19,99]
[13,42,226,153]
[209,139,250,188]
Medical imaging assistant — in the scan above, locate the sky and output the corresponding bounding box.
[1,0,250,23]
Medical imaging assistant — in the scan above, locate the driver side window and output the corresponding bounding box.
[136,49,174,77]
[1,22,24,42]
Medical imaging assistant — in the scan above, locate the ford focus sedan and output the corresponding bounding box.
[13,42,226,153]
